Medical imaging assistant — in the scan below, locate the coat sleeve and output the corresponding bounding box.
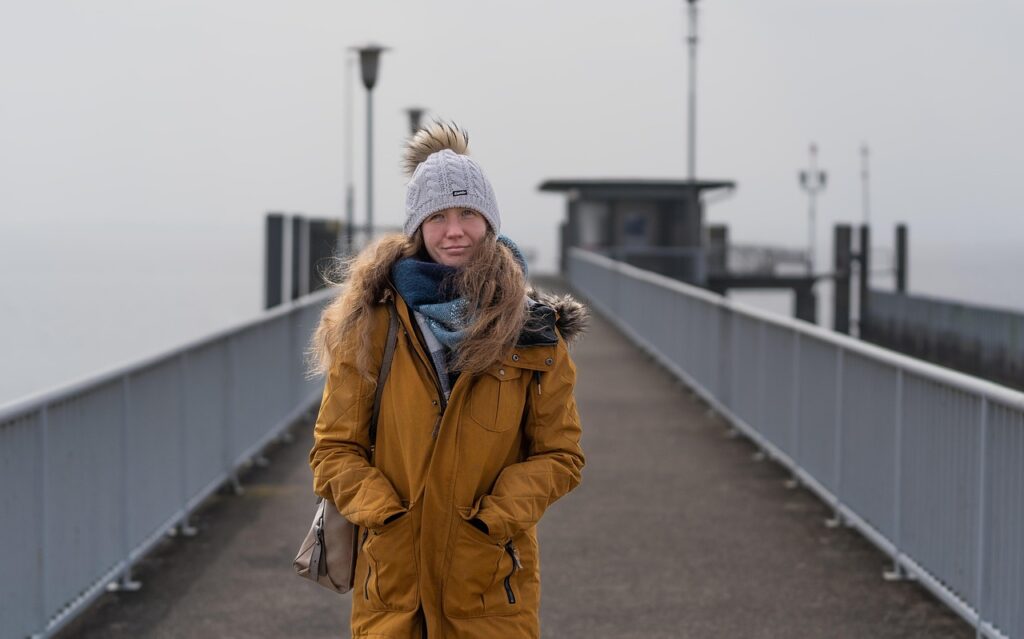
[473,336,586,540]
[308,307,406,529]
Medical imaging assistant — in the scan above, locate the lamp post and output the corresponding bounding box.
[684,0,704,283]
[352,44,389,242]
[798,143,827,274]
[343,51,356,253]
[405,107,427,135]
[686,0,698,185]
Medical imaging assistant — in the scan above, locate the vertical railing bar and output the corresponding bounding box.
[753,321,766,459]
[730,311,738,416]
[36,404,50,634]
[225,335,241,494]
[121,375,130,571]
[974,397,989,637]
[827,347,846,527]
[178,354,187,519]
[289,309,297,409]
[112,375,140,590]
[721,305,732,411]
[176,353,196,536]
[885,368,905,580]
[788,331,802,486]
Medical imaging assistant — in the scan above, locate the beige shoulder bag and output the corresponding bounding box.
[293,300,399,594]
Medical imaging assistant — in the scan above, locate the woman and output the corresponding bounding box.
[307,121,587,639]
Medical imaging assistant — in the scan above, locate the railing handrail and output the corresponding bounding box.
[573,248,1024,409]
[0,286,338,423]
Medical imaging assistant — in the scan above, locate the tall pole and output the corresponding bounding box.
[344,53,355,253]
[860,143,871,226]
[798,143,827,274]
[686,0,698,184]
[685,0,704,282]
[366,88,373,242]
[354,44,387,246]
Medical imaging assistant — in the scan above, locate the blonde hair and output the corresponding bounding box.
[306,229,527,383]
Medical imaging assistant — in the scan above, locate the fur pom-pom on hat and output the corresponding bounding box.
[402,119,501,236]
[402,120,470,178]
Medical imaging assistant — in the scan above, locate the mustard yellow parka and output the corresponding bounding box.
[308,283,587,639]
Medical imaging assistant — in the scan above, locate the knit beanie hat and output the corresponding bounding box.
[402,121,500,236]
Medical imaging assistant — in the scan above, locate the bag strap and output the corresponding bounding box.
[369,300,399,457]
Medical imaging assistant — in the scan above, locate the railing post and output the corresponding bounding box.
[280,308,298,445]
[174,353,197,537]
[225,336,243,495]
[35,405,49,636]
[884,369,907,580]
[786,332,802,488]
[826,348,846,528]
[752,322,767,461]
[973,398,989,638]
[109,376,141,591]
[718,303,732,411]
[725,309,739,438]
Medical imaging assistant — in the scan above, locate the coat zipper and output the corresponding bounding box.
[503,540,521,604]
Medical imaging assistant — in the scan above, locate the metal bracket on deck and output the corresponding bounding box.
[107,567,142,592]
[168,514,198,537]
[882,558,915,582]
[230,473,245,495]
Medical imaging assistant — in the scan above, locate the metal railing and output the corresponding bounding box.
[568,248,1024,639]
[0,288,333,639]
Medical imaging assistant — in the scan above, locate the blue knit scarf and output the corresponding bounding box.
[390,235,528,394]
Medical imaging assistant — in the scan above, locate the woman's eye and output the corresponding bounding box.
[461,209,475,217]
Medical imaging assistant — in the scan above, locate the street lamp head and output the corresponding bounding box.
[405,107,427,135]
[351,44,389,90]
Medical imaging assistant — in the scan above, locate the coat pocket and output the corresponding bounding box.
[443,517,519,618]
[465,365,524,433]
[361,509,418,612]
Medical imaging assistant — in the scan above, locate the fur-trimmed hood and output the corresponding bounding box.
[524,288,589,346]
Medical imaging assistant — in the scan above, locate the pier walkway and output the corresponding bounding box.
[55,287,971,639]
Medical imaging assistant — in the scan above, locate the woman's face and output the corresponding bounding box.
[421,207,489,268]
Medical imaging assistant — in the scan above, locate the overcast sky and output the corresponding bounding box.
[4,0,1021,260]
[1,0,1022,403]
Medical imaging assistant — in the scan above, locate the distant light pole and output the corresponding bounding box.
[352,44,388,242]
[405,107,427,135]
[685,0,699,185]
[799,143,827,274]
[343,51,356,253]
[684,0,704,282]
